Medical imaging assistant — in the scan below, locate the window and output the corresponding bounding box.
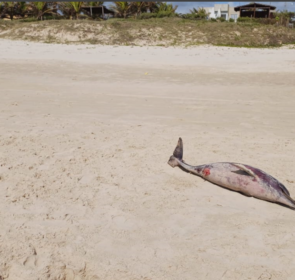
[231,14,238,20]
[221,13,227,19]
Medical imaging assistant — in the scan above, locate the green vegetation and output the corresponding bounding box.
[1,1,294,24]
[1,17,295,47]
[28,2,55,21]
[237,10,295,26]
[187,7,209,19]
[0,2,295,47]
[217,17,226,22]
[0,2,179,20]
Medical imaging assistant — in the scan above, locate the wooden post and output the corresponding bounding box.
[102,6,105,19]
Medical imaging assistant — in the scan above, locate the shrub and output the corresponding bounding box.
[217,17,226,22]
[181,13,205,20]
[229,18,235,22]
[43,15,61,21]
[237,17,253,23]
[19,18,38,22]
[237,17,276,25]
[156,11,175,18]
[210,18,217,22]
[257,18,276,25]
[139,13,156,19]
[139,11,176,19]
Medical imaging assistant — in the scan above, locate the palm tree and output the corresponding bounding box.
[17,1,28,18]
[70,1,83,19]
[0,3,4,17]
[47,2,58,15]
[2,2,18,20]
[145,2,158,13]
[189,7,209,19]
[110,2,133,19]
[59,2,83,20]
[58,2,73,19]
[28,2,54,20]
[131,2,147,18]
[189,8,198,14]
[155,2,178,13]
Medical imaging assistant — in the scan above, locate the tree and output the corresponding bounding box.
[109,2,133,19]
[58,2,73,19]
[189,7,209,19]
[1,2,22,20]
[180,7,209,20]
[274,10,295,25]
[70,2,83,19]
[0,3,4,18]
[17,1,28,18]
[154,2,178,13]
[28,2,54,20]
[59,2,83,20]
[131,2,148,18]
[145,2,158,13]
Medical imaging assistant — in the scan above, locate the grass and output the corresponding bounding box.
[0,17,295,47]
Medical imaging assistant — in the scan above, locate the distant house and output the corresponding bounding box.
[234,3,276,19]
[204,4,239,21]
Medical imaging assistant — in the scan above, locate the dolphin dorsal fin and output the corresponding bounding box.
[231,163,259,180]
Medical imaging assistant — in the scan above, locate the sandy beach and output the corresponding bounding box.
[1,39,295,280]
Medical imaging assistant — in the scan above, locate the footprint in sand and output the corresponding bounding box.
[23,255,38,269]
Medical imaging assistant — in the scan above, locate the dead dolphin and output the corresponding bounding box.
[168,138,295,209]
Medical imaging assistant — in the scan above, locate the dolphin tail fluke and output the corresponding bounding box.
[168,138,183,168]
[173,137,183,160]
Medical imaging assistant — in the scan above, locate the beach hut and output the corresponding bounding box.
[234,2,276,19]
[82,5,115,19]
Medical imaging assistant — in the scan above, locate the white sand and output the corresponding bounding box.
[1,39,295,280]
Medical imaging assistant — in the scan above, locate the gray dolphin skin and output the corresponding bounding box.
[168,138,295,209]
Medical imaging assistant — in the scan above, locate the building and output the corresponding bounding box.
[82,6,115,19]
[229,7,239,21]
[234,3,276,19]
[204,4,239,21]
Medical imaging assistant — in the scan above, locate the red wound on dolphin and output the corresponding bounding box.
[202,168,211,176]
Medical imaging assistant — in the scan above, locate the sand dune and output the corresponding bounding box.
[0,39,295,280]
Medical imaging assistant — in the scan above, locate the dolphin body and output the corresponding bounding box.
[168,138,295,209]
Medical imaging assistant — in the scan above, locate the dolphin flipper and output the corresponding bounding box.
[231,163,259,180]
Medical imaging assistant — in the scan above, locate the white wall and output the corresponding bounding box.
[204,4,232,20]
[229,7,239,22]
[204,7,215,19]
